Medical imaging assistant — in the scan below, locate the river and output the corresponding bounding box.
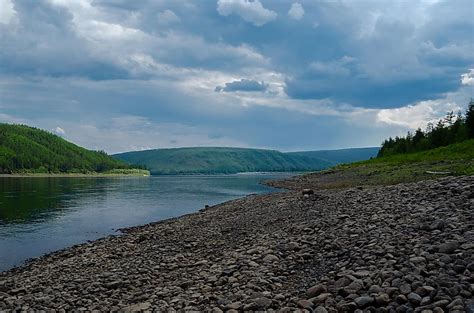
[0,173,293,271]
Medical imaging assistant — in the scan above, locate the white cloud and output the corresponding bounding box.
[376,99,461,129]
[357,11,382,39]
[77,20,146,42]
[461,69,474,86]
[288,3,304,20]
[157,9,180,25]
[53,126,66,135]
[0,0,16,24]
[217,0,277,26]
[29,1,270,78]
[62,118,247,153]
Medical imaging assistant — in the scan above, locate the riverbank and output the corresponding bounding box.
[0,170,150,178]
[266,140,474,191]
[1,175,473,311]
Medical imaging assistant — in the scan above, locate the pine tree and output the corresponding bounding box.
[466,99,474,138]
[412,128,425,146]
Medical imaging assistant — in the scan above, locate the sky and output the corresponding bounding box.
[0,0,473,153]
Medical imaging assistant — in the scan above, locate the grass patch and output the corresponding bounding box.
[103,169,150,176]
[339,141,474,185]
[275,140,474,189]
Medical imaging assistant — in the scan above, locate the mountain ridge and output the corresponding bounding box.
[114,146,379,175]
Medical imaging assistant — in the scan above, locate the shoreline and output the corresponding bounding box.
[0,173,150,178]
[0,171,300,178]
[1,175,473,311]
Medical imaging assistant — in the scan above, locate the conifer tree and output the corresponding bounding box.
[466,99,474,138]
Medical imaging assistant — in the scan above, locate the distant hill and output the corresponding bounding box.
[287,147,380,165]
[114,147,379,175]
[0,124,145,174]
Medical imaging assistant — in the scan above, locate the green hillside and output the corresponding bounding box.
[275,140,474,190]
[114,147,379,175]
[341,139,474,184]
[0,124,147,175]
[358,139,474,167]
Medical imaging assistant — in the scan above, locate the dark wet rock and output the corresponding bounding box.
[438,241,460,254]
[354,296,374,308]
[297,299,313,309]
[314,306,328,313]
[400,283,412,295]
[263,254,279,263]
[225,302,241,310]
[344,282,363,294]
[121,302,152,312]
[429,219,446,230]
[407,292,422,305]
[396,294,408,304]
[105,280,124,289]
[254,297,272,309]
[375,293,390,305]
[306,284,327,297]
[410,256,426,263]
[368,285,383,294]
[467,262,474,272]
[8,287,26,295]
[334,276,351,288]
[311,293,332,304]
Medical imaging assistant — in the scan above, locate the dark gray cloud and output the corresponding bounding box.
[273,0,474,108]
[284,66,462,108]
[215,79,268,92]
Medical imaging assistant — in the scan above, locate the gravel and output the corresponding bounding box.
[0,175,473,311]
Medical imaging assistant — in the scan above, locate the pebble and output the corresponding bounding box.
[438,241,460,254]
[407,292,422,305]
[296,299,313,309]
[354,296,374,308]
[263,254,279,263]
[314,306,328,313]
[306,284,327,297]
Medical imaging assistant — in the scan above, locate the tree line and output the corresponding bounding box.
[378,99,474,157]
[0,124,144,174]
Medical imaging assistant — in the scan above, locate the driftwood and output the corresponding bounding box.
[425,170,452,175]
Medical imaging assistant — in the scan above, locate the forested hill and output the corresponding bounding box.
[114,147,379,175]
[0,124,138,174]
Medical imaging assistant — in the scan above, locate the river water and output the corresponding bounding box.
[0,173,293,272]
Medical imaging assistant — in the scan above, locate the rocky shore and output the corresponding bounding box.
[1,175,473,312]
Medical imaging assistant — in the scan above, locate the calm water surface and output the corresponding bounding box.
[0,173,293,272]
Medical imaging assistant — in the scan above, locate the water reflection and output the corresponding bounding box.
[0,178,108,224]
